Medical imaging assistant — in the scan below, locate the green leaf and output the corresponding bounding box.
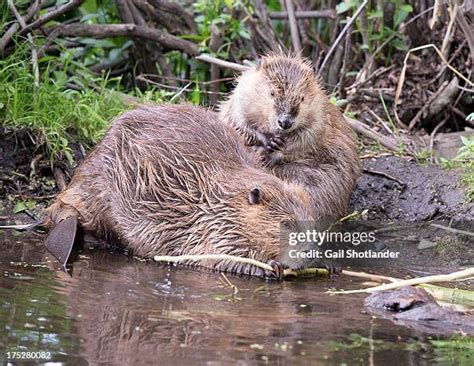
[195,15,205,23]
[13,201,27,214]
[399,4,413,13]
[336,0,356,14]
[390,38,408,51]
[368,10,383,20]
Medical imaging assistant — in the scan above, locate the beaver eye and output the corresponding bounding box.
[270,90,275,97]
[301,96,305,102]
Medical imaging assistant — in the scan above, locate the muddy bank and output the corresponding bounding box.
[351,155,473,221]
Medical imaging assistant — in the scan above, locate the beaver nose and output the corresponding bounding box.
[278,118,293,130]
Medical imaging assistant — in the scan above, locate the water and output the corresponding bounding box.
[0,231,472,365]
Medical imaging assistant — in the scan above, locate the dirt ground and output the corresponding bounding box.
[351,155,473,221]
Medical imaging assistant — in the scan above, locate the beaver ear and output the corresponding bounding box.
[248,187,262,205]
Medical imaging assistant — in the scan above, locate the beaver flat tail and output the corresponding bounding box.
[44,202,81,267]
[44,215,78,267]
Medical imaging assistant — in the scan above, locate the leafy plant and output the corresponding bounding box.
[439,135,474,201]
[337,0,413,54]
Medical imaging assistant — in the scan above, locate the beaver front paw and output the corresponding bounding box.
[264,259,284,280]
[265,134,284,153]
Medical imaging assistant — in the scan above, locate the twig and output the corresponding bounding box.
[329,267,474,294]
[430,223,474,237]
[169,82,192,102]
[395,44,473,130]
[196,54,250,72]
[154,254,274,271]
[341,270,399,283]
[440,2,458,59]
[363,168,406,187]
[317,0,368,76]
[429,117,448,162]
[0,224,32,230]
[407,81,449,130]
[285,0,301,53]
[337,18,352,97]
[268,10,336,19]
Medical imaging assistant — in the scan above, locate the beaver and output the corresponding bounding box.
[45,104,319,279]
[218,54,361,220]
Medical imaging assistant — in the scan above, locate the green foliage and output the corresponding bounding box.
[0,46,125,164]
[193,0,253,58]
[440,135,474,201]
[431,336,474,366]
[338,0,413,54]
[13,200,37,214]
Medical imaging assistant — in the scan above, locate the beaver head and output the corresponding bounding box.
[225,54,328,136]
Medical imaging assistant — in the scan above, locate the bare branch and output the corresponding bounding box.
[47,23,199,55]
[196,54,251,72]
[19,0,85,37]
[285,0,301,52]
[268,10,336,19]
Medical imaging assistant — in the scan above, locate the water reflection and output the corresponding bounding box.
[0,231,472,365]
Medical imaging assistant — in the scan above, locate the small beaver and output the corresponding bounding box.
[218,54,362,220]
[45,104,317,279]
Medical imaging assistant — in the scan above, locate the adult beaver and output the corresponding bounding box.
[45,104,317,279]
[219,54,361,220]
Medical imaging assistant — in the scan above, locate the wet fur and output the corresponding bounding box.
[219,54,361,220]
[46,104,315,276]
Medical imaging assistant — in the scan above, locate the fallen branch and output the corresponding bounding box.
[18,0,85,37]
[344,116,403,153]
[268,10,336,19]
[196,54,251,72]
[47,23,199,55]
[329,267,474,294]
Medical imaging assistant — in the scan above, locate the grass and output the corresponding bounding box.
[0,46,127,164]
[439,135,474,201]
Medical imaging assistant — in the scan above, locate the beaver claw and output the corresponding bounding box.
[264,259,284,280]
[265,134,284,153]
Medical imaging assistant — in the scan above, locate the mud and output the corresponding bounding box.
[351,155,473,221]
